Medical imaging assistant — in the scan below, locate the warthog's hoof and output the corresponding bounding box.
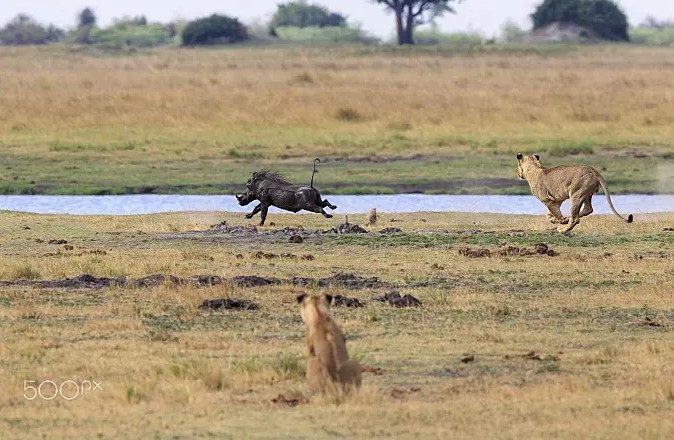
[245,214,253,219]
[325,214,333,218]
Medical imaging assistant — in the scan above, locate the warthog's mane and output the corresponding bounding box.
[254,169,292,185]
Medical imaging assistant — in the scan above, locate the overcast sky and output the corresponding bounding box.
[2,1,673,38]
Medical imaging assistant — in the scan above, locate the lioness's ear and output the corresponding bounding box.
[516,153,523,160]
[534,154,540,160]
[296,294,307,304]
[324,294,333,305]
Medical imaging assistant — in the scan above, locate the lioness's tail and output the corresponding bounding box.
[596,171,633,223]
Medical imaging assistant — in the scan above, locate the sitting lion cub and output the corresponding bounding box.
[517,153,633,233]
[296,293,362,395]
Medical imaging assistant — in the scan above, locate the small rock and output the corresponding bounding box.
[330,294,365,308]
[289,235,303,243]
[461,354,475,363]
[373,291,422,307]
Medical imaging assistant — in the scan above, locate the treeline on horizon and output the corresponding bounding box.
[1,0,674,49]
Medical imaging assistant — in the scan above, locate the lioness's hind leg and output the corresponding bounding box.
[558,196,582,233]
[580,195,593,217]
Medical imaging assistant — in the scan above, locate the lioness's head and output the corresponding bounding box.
[516,153,541,180]
[297,293,333,327]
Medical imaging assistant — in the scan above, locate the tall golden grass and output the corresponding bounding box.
[1,44,673,157]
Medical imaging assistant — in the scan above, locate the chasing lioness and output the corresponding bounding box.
[297,293,361,396]
[516,153,633,233]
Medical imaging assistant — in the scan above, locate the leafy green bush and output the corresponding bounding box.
[630,27,674,46]
[181,14,247,46]
[270,1,346,29]
[274,25,378,44]
[532,0,629,41]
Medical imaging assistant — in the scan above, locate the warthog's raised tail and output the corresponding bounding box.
[311,158,320,188]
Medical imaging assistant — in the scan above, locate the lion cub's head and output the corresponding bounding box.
[516,153,541,180]
[297,293,334,327]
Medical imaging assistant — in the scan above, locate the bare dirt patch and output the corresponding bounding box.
[504,351,561,362]
[271,394,308,407]
[198,298,259,311]
[0,273,224,290]
[459,243,558,258]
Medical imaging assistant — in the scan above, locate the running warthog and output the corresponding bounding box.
[235,168,337,226]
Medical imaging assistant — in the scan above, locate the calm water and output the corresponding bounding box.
[0,194,672,215]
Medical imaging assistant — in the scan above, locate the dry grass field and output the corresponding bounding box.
[0,44,673,194]
[0,210,673,438]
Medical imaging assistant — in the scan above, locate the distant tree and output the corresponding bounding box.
[374,0,463,45]
[531,0,629,41]
[73,7,97,44]
[181,14,247,46]
[639,16,674,29]
[500,20,527,42]
[0,14,50,45]
[45,24,65,42]
[78,7,97,28]
[270,1,346,31]
[112,15,149,28]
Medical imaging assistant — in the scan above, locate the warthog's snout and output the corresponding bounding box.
[235,192,253,206]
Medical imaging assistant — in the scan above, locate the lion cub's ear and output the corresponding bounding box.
[533,154,540,160]
[296,293,308,304]
[516,153,523,160]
